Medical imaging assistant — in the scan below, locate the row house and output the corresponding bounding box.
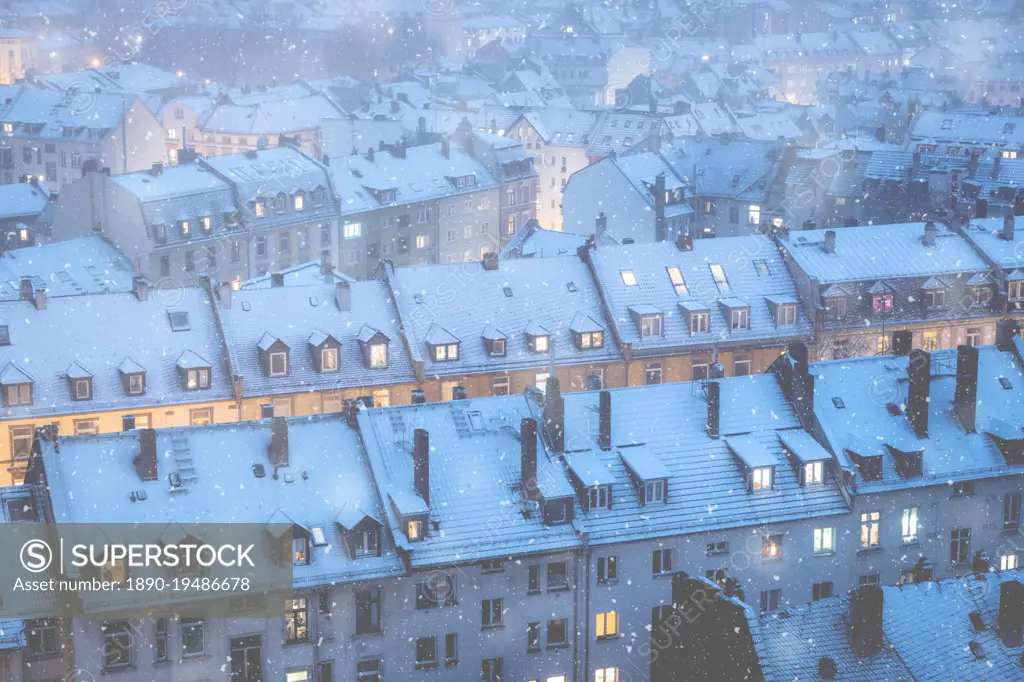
[581,234,812,384]
[908,111,1024,159]
[328,140,503,277]
[50,146,338,286]
[0,85,166,191]
[0,281,236,485]
[212,279,418,417]
[19,334,1024,682]
[562,152,693,243]
[777,221,1004,361]
[384,256,623,403]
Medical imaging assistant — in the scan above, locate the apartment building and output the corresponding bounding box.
[581,234,812,383]
[212,279,418,416]
[961,217,1024,318]
[665,136,790,238]
[562,152,693,242]
[777,221,1003,361]
[328,140,503,276]
[0,235,132,300]
[507,110,598,231]
[755,32,872,106]
[0,282,237,485]
[385,256,622,402]
[0,85,166,191]
[0,29,36,85]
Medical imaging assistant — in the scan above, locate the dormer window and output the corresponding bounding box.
[619,446,670,505]
[407,519,424,541]
[1009,279,1024,302]
[336,503,383,558]
[119,358,146,396]
[628,305,664,337]
[357,325,390,368]
[294,193,305,211]
[254,201,264,217]
[258,333,290,377]
[570,313,605,350]
[644,480,665,502]
[525,322,550,353]
[312,187,325,205]
[921,278,947,309]
[1,363,34,406]
[201,216,212,232]
[274,193,287,214]
[578,331,603,348]
[308,330,341,373]
[872,294,893,313]
[587,485,612,510]
[425,324,460,362]
[293,535,309,566]
[179,220,190,237]
[453,174,476,188]
[804,461,823,484]
[433,343,459,361]
[355,528,380,556]
[482,324,508,356]
[752,467,773,491]
[490,339,505,356]
[176,351,212,391]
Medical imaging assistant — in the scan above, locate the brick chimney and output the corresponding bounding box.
[598,390,611,450]
[135,428,158,481]
[654,172,667,242]
[998,580,1024,644]
[595,212,607,237]
[270,416,289,468]
[441,137,450,160]
[1003,214,1015,241]
[706,381,720,439]
[413,428,430,505]
[892,330,913,356]
[521,418,538,498]
[923,221,937,247]
[133,277,149,302]
[954,345,979,433]
[216,281,232,309]
[544,376,565,452]
[850,585,884,656]
[907,349,931,438]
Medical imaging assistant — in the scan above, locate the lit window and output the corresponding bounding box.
[666,267,687,295]
[533,335,549,353]
[813,527,834,555]
[748,205,761,225]
[369,343,388,368]
[1001,553,1019,571]
[321,348,338,372]
[294,194,304,211]
[344,222,362,239]
[901,507,919,543]
[407,520,423,541]
[269,352,288,376]
[752,467,772,491]
[293,536,308,565]
[872,295,893,313]
[620,271,637,286]
[254,202,264,217]
[595,611,618,639]
[709,264,730,292]
[595,668,618,682]
[579,331,603,349]
[804,461,823,484]
[861,511,881,548]
[922,331,938,351]
[762,534,782,559]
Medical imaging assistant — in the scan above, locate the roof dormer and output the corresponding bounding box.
[525,321,550,353]
[564,451,616,510]
[175,351,212,391]
[118,358,146,396]
[66,361,93,401]
[628,305,663,338]
[258,333,291,377]
[264,510,311,567]
[424,324,460,362]
[357,325,390,368]
[718,298,751,330]
[777,430,830,486]
[844,435,885,481]
[726,436,776,492]
[336,503,383,559]
[569,313,604,350]
[678,300,711,334]
[482,324,508,357]
[618,445,669,505]
[765,295,798,326]
[0,362,33,406]
[308,329,340,373]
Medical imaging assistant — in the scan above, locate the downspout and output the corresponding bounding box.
[581,530,591,682]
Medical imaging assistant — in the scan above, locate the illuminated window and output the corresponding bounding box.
[666,267,687,295]
[294,194,304,211]
[901,507,919,543]
[709,264,730,293]
[804,461,823,484]
[872,294,893,313]
[860,511,880,548]
[254,201,264,217]
[620,270,637,286]
[762,534,782,559]
[922,331,938,351]
[752,467,773,491]
[813,527,834,555]
[595,669,618,682]
[1001,553,1019,570]
[595,611,618,639]
[407,520,423,541]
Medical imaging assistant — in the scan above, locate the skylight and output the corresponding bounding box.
[753,260,770,276]
[709,264,730,293]
[620,271,638,286]
[168,311,191,332]
[666,267,687,295]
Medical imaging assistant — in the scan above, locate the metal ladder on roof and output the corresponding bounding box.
[169,436,196,494]
[450,403,471,438]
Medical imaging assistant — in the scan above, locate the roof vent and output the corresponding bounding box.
[969,611,986,631]
[818,657,837,679]
[969,641,985,660]
[253,463,266,478]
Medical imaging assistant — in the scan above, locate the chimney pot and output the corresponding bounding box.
[482,252,499,270]
[216,281,232,309]
[411,389,426,404]
[335,281,351,311]
[997,319,1021,351]
[892,330,913,356]
[33,288,46,311]
[413,429,430,505]
[271,272,285,287]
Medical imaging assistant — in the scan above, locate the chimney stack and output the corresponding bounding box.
[595,212,607,237]
[976,197,988,219]
[151,162,163,176]
[216,281,232,309]
[654,172,667,242]
[1003,214,1016,241]
[343,399,359,428]
[482,252,499,270]
[706,381,720,439]
[33,288,46,311]
[441,137,450,160]
[907,349,931,438]
[676,231,693,251]
[366,147,374,162]
[993,154,1002,179]
[823,230,836,254]
[521,418,538,498]
[413,428,430,505]
[320,249,333,279]
[788,343,815,414]
[598,390,612,450]
[271,272,285,287]
[923,221,937,247]
[544,376,565,452]
[892,330,913,356]
[133,277,149,302]
[270,416,289,468]
[135,428,158,481]
[18,278,32,301]
[997,319,1021,351]
[335,281,351,311]
[850,585,884,656]
[954,345,979,433]
[998,580,1024,644]
[411,389,426,404]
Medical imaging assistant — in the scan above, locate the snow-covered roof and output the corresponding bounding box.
[589,237,811,355]
[358,396,578,567]
[217,282,414,398]
[240,260,355,289]
[0,182,49,221]
[42,415,405,588]
[388,257,620,375]
[0,288,233,419]
[0,236,133,301]
[961,217,1024,270]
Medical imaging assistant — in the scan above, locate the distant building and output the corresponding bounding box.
[0,29,35,85]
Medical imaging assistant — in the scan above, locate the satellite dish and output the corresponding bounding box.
[256,135,269,150]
